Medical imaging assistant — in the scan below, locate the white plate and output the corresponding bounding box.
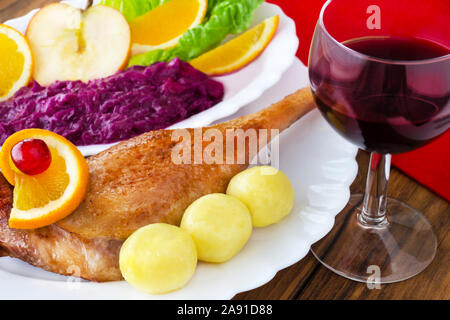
[0,59,358,299]
[3,0,299,157]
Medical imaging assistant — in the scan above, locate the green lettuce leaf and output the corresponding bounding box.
[128,0,265,67]
[99,0,170,21]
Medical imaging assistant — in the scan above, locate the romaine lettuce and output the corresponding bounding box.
[101,0,265,67]
[100,0,170,21]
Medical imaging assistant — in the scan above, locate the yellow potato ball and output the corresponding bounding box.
[226,166,294,227]
[180,193,252,263]
[119,223,197,294]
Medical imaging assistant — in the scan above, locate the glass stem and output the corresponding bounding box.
[359,152,391,227]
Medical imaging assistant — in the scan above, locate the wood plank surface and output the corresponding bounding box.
[1,0,449,300]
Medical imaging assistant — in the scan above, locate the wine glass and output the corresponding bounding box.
[308,0,449,283]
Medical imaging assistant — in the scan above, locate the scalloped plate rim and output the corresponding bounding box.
[0,59,359,300]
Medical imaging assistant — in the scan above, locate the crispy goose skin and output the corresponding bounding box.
[0,174,123,281]
[0,88,316,281]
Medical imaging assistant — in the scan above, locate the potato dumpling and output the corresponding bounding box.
[226,166,294,227]
[119,223,197,294]
[180,193,252,263]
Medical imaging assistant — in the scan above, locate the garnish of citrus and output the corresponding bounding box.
[131,0,207,55]
[0,129,89,229]
[0,24,33,101]
[190,15,279,76]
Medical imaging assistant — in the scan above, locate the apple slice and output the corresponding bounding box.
[26,3,131,86]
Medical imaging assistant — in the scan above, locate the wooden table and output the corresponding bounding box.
[1,0,449,300]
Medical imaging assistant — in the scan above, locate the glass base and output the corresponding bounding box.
[311,194,437,284]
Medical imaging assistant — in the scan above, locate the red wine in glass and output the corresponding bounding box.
[308,0,449,284]
[310,36,449,154]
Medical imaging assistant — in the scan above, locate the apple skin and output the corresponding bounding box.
[26,3,131,86]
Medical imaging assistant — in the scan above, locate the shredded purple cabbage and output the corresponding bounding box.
[0,58,224,146]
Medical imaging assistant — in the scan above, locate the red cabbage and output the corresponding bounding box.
[0,58,224,146]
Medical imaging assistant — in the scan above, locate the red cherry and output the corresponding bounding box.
[10,139,52,175]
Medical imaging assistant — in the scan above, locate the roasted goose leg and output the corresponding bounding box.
[0,88,316,281]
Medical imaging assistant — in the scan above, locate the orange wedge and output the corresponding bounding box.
[131,0,207,55]
[0,24,33,101]
[0,129,89,229]
[190,15,279,76]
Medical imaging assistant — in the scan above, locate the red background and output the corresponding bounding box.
[268,0,450,201]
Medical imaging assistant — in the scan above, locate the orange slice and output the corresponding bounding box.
[190,15,279,76]
[0,24,33,101]
[0,129,89,229]
[131,0,207,55]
